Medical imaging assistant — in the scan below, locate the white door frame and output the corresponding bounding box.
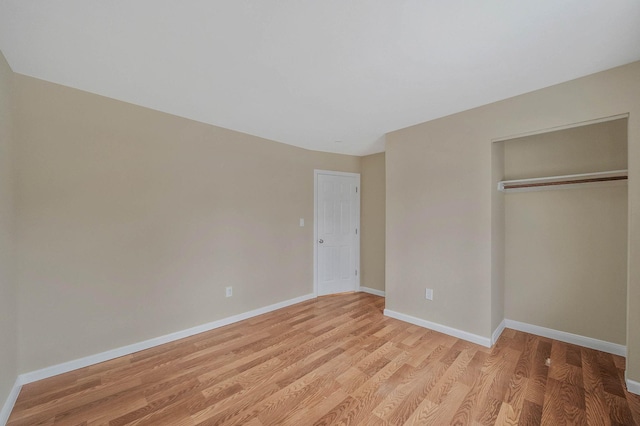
[313,170,361,296]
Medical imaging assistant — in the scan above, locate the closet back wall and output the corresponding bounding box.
[504,119,628,344]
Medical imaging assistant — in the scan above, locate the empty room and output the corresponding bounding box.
[1,1,639,425]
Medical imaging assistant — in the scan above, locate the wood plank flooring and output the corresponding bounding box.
[8,293,640,425]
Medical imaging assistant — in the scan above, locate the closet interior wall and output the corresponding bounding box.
[502,118,628,345]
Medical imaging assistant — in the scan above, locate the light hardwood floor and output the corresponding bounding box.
[7,293,640,425]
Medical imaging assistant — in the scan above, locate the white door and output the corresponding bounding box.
[315,171,360,296]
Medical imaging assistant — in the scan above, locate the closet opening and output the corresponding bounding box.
[493,116,629,350]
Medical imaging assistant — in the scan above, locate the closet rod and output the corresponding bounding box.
[498,170,628,193]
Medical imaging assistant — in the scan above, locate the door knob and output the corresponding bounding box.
[319,239,324,243]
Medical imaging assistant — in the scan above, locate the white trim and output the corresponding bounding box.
[17,293,315,385]
[313,170,361,297]
[384,309,491,347]
[492,113,629,143]
[313,171,318,296]
[504,319,626,357]
[492,319,506,345]
[358,286,385,297]
[0,378,21,426]
[625,375,640,396]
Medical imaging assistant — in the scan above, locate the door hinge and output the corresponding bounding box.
[356,187,358,193]
[355,269,358,276]
[355,228,358,235]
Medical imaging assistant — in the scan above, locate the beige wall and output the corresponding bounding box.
[504,119,628,344]
[491,142,505,333]
[502,119,628,179]
[0,51,17,407]
[14,74,361,373]
[361,152,385,292]
[386,61,640,381]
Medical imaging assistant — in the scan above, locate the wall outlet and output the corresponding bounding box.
[299,218,305,227]
[425,288,433,300]
[225,286,233,297]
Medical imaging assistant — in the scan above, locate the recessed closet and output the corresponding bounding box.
[496,117,628,346]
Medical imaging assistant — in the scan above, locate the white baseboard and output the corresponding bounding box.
[358,286,385,297]
[626,378,640,396]
[504,319,626,357]
[0,378,21,426]
[384,309,491,347]
[18,293,316,385]
[492,319,506,345]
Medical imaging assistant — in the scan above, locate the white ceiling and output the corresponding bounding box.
[1,1,639,156]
